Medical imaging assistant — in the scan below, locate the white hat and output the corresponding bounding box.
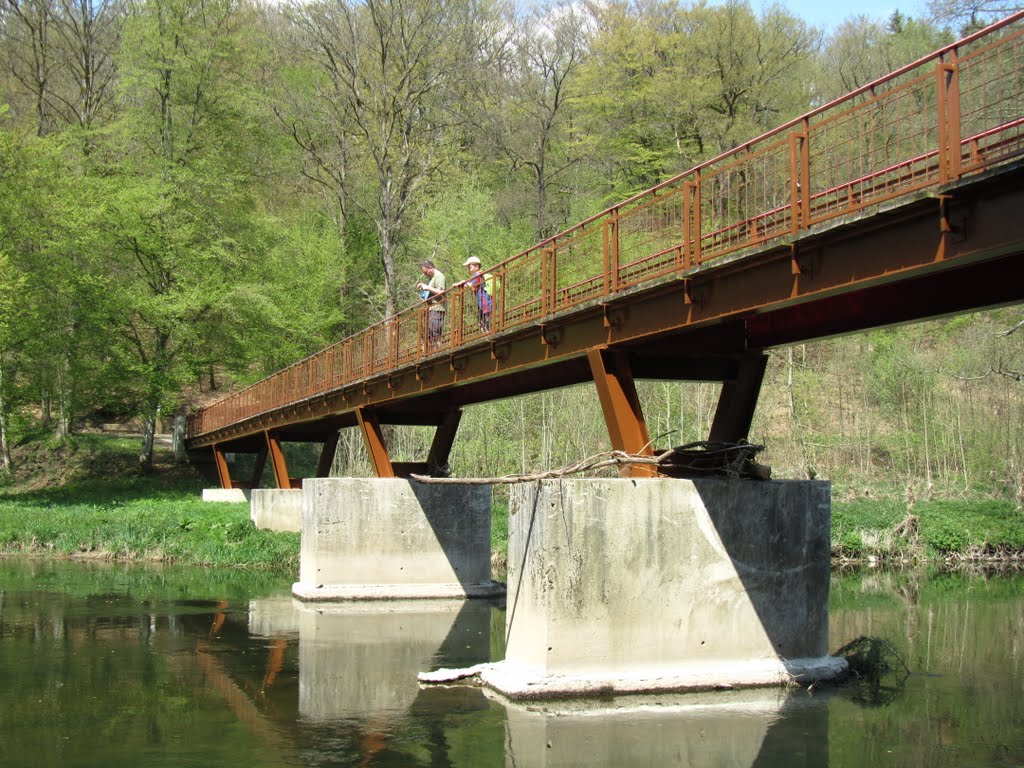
[463,256,481,266]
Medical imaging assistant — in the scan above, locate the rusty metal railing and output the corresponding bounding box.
[188,12,1024,440]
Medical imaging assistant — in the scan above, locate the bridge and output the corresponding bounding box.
[188,14,1024,490]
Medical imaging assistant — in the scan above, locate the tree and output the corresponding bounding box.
[687,1,818,154]
[478,0,589,241]
[0,0,57,135]
[107,0,275,471]
[285,0,488,317]
[816,13,950,102]
[928,0,1023,33]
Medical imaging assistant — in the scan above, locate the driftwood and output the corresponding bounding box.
[410,441,768,485]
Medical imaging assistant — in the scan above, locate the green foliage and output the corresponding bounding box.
[0,436,297,569]
[0,0,1021,514]
[0,489,299,569]
[832,495,1024,560]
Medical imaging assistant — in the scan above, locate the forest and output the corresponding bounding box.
[1,0,1022,499]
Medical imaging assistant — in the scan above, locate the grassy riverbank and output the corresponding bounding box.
[2,434,1022,569]
[0,434,298,570]
[831,493,1024,565]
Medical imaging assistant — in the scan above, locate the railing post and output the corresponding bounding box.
[495,265,506,333]
[692,171,703,265]
[789,130,802,235]
[607,208,620,295]
[453,289,464,348]
[682,182,693,269]
[800,118,811,229]
[542,246,556,315]
[388,318,398,369]
[937,49,962,182]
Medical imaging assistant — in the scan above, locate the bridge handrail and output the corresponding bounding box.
[188,11,1024,440]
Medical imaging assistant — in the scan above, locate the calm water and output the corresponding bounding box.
[1,559,1022,767]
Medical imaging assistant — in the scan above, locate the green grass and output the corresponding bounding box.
[4,434,1022,570]
[0,435,298,570]
[832,496,1024,561]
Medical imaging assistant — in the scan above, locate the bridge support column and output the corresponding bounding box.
[479,477,846,699]
[250,488,302,532]
[265,431,301,489]
[292,478,505,601]
[709,353,768,443]
[200,443,260,500]
[587,347,656,477]
[356,406,463,479]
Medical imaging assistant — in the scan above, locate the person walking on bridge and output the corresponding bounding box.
[416,260,447,349]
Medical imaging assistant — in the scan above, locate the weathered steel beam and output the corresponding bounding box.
[315,431,339,479]
[708,354,769,444]
[587,348,656,478]
[355,407,394,478]
[265,431,296,490]
[213,445,233,489]
[426,409,462,477]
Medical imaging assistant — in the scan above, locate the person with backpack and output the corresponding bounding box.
[461,256,493,332]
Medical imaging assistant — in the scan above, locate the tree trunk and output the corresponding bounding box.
[54,349,72,442]
[0,359,12,473]
[172,412,187,464]
[138,410,156,474]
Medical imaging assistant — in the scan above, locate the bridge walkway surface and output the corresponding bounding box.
[187,13,1024,488]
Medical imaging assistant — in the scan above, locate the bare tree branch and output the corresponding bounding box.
[997,318,1024,337]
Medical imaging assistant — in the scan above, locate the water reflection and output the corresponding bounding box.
[4,560,1024,767]
[500,689,831,768]
[289,598,492,719]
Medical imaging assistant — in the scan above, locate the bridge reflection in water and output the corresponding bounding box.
[240,596,830,767]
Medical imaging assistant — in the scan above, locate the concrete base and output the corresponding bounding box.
[484,478,845,699]
[250,489,302,532]
[201,488,250,503]
[292,478,505,601]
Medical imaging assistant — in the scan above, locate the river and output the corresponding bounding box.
[1,559,1022,767]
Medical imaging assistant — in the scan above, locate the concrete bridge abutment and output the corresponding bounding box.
[479,477,846,699]
[291,478,505,601]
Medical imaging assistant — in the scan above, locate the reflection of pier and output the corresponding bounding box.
[291,598,493,720]
[225,595,834,767]
[500,689,831,768]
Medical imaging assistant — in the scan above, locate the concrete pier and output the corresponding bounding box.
[292,478,505,601]
[481,478,846,699]
[201,488,250,503]
[250,489,302,532]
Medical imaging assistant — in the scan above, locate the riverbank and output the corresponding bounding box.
[0,434,298,570]
[2,434,1022,569]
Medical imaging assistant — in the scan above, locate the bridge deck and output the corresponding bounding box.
[187,14,1024,478]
